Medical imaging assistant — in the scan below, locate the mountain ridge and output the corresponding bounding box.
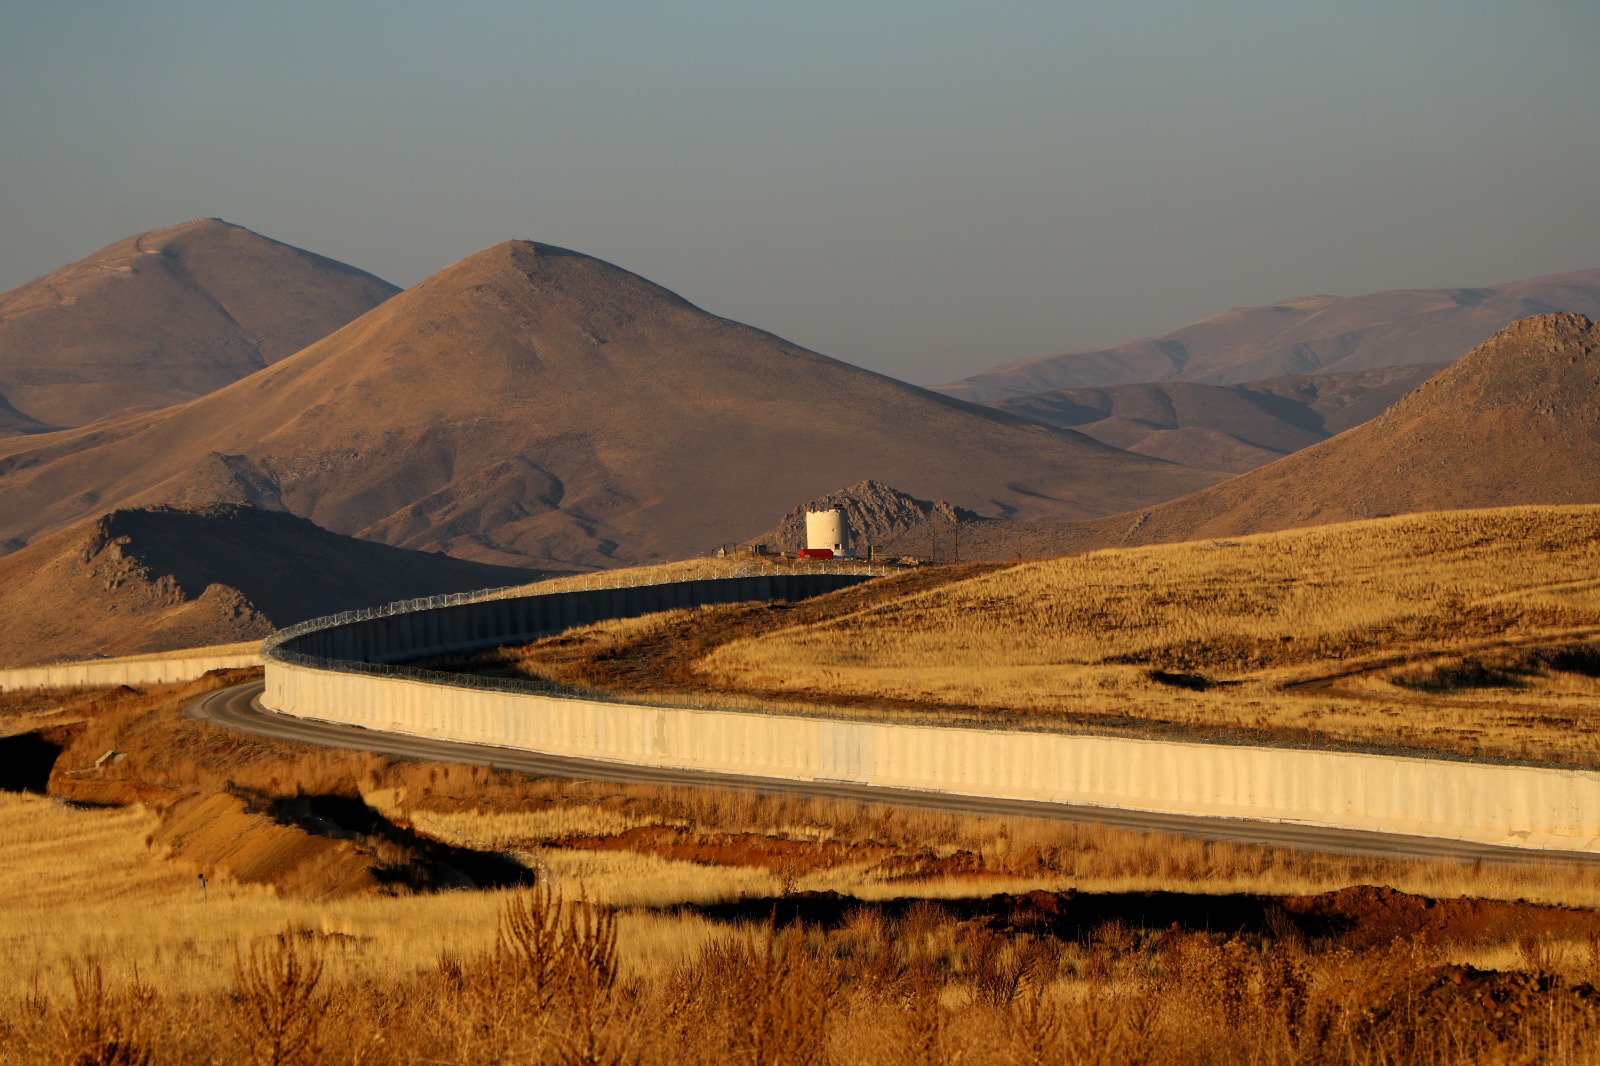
[0,503,549,666]
[0,239,1221,569]
[986,363,1447,473]
[939,268,1600,401]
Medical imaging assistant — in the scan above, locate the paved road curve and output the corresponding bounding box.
[191,680,1600,866]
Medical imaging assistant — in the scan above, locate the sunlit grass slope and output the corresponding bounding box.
[701,506,1600,764]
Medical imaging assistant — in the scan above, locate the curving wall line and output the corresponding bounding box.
[0,649,263,692]
[261,572,1600,855]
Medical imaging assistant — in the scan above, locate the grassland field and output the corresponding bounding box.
[471,506,1600,769]
[6,506,1600,1062]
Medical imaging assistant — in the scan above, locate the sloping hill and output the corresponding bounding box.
[1079,313,1600,548]
[0,504,546,666]
[0,241,1220,569]
[0,219,399,428]
[0,394,49,437]
[940,268,1600,401]
[988,363,1445,473]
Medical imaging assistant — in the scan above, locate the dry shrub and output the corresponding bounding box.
[8,895,1600,1064]
[231,931,325,1066]
[42,963,153,1066]
[965,926,1032,1007]
[666,921,834,1066]
[445,886,634,1065]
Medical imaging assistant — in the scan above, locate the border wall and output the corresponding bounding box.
[261,572,1600,855]
[268,572,876,665]
[0,648,263,692]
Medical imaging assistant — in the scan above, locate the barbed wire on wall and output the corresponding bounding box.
[262,564,889,668]
[263,560,889,654]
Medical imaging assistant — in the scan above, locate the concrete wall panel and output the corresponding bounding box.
[0,651,262,692]
[264,660,1600,854]
[258,573,1600,856]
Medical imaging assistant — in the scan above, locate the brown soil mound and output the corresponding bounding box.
[1279,884,1599,949]
[158,791,389,898]
[156,788,533,900]
[551,824,890,874]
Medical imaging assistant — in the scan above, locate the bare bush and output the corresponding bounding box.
[231,931,325,1066]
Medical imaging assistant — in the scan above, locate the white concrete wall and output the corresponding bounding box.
[265,660,1600,855]
[0,650,262,692]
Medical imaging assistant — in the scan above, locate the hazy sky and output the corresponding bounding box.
[3,1,1597,384]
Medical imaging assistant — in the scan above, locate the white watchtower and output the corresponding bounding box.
[804,507,855,558]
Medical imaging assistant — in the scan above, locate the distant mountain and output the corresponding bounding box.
[0,504,547,666]
[0,219,399,428]
[988,312,1599,558]
[987,363,1445,473]
[0,241,1221,570]
[939,268,1600,401]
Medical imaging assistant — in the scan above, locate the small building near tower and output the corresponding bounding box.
[804,507,855,558]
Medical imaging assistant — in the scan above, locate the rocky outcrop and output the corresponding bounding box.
[758,480,982,554]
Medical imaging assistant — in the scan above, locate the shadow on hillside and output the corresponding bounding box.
[0,730,65,793]
[246,788,533,892]
[676,885,1600,950]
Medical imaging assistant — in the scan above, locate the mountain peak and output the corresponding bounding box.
[1396,312,1597,417]
[0,222,400,428]
[1070,312,1600,549]
[0,238,1219,570]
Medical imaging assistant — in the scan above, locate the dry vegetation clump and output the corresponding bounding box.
[690,506,1600,765]
[9,673,1600,1061]
[9,889,1600,1064]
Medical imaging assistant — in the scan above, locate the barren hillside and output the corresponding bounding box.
[860,314,1600,561]
[0,241,1219,569]
[1088,313,1600,547]
[941,268,1600,400]
[0,218,398,427]
[988,364,1445,472]
[0,504,545,665]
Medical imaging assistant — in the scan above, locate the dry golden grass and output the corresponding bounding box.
[8,882,1600,1065]
[7,673,1600,1062]
[508,553,883,596]
[700,506,1600,764]
[392,787,1600,911]
[4,672,1598,993]
[0,791,506,996]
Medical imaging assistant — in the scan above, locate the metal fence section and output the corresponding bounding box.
[263,566,886,682]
